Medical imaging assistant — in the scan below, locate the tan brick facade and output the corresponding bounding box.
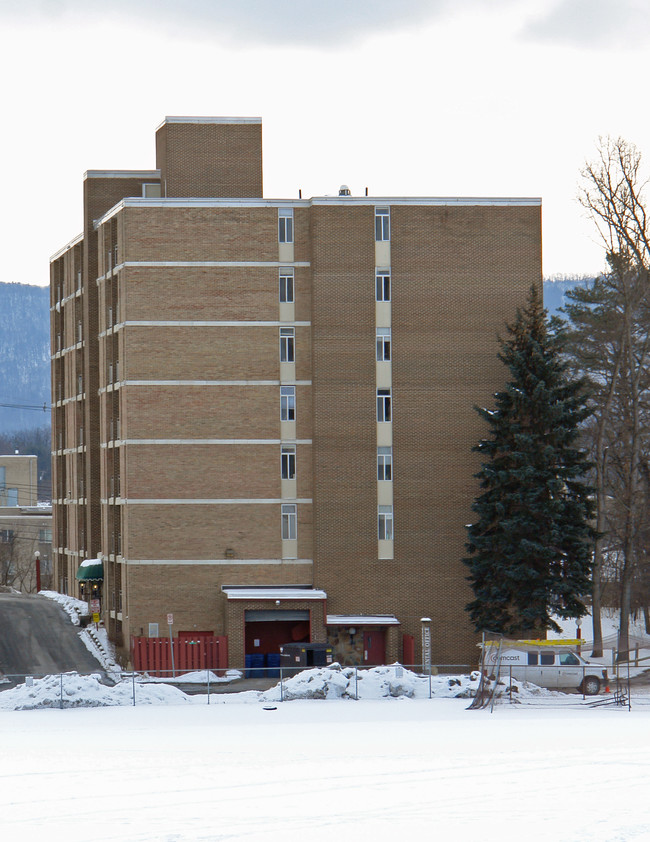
[51,117,541,669]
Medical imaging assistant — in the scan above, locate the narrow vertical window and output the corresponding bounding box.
[281,445,296,480]
[377,446,393,481]
[279,269,294,303]
[378,505,393,540]
[376,269,391,302]
[376,328,391,362]
[280,386,296,421]
[279,208,294,243]
[280,327,295,362]
[377,388,391,422]
[281,503,297,540]
[375,206,390,241]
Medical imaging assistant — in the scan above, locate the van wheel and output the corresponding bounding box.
[582,676,600,696]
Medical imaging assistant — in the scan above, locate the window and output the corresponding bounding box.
[375,206,390,241]
[376,269,391,302]
[281,386,295,421]
[280,327,295,362]
[39,528,52,543]
[281,445,296,480]
[142,183,162,198]
[527,653,538,666]
[540,652,554,666]
[377,388,391,422]
[281,503,297,540]
[0,529,14,543]
[377,446,392,481]
[279,269,294,303]
[376,328,391,362]
[279,208,294,243]
[559,652,580,666]
[378,506,393,540]
[0,466,4,489]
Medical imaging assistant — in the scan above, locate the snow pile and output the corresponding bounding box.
[0,673,193,710]
[39,590,89,626]
[141,669,242,684]
[0,665,567,711]
[258,664,482,702]
[79,625,121,677]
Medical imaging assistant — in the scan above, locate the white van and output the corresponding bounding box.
[483,642,606,695]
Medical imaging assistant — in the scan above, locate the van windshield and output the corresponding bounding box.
[559,652,580,666]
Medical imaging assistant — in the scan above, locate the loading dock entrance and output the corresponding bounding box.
[244,609,310,656]
[222,586,328,669]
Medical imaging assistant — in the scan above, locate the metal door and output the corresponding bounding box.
[363,629,386,666]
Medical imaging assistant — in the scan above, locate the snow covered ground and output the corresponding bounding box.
[2,697,650,841]
[4,593,643,839]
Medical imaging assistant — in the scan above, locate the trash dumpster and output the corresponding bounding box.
[280,643,334,676]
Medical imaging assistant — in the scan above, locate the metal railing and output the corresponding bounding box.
[0,664,472,707]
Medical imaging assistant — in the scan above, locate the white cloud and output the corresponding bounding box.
[523,0,650,49]
[0,0,459,46]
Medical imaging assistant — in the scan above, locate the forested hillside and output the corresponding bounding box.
[0,282,50,434]
[543,276,594,317]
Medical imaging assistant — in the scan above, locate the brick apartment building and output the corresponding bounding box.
[50,116,541,669]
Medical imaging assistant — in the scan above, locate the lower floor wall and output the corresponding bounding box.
[54,555,479,670]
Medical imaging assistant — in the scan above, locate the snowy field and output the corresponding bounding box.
[2,697,650,842]
[1,593,646,840]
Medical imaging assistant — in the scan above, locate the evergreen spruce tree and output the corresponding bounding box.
[464,284,595,635]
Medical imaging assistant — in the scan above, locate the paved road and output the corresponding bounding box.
[0,592,103,678]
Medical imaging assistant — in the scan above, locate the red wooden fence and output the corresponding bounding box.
[131,635,228,676]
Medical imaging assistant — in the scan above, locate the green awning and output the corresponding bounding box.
[75,559,104,582]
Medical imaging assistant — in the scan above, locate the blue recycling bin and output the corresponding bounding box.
[266,653,281,678]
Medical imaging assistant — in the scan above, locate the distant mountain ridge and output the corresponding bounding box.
[543,276,595,318]
[0,277,592,436]
[0,282,50,434]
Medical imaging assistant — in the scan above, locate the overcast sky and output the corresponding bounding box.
[2,0,650,286]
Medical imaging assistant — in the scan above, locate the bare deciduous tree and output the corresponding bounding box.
[576,138,650,659]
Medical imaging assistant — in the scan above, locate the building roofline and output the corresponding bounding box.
[0,453,37,459]
[95,194,542,226]
[156,116,262,130]
[50,231,84,263]
[84,170,160,180]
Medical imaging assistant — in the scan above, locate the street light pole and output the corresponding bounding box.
[34,550,41,593]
